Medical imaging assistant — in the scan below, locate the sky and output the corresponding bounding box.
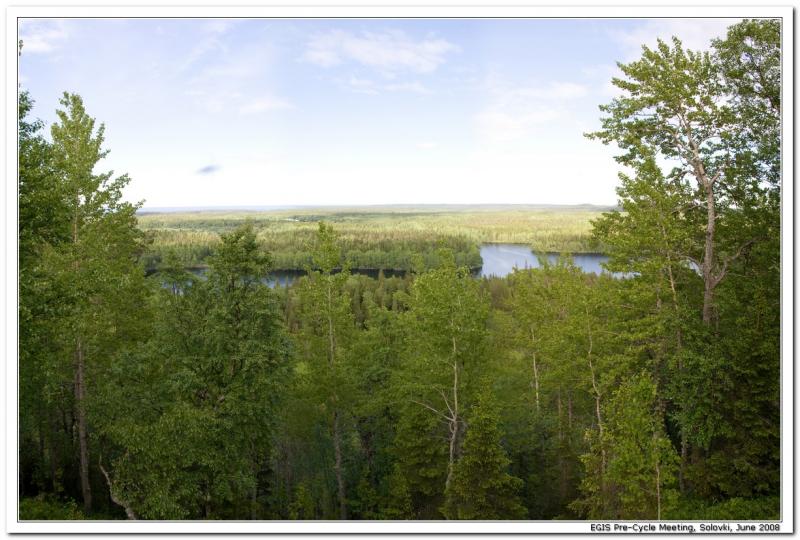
[18,17,740,208]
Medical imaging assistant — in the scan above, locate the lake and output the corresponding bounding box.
[184,244,610,287]
[478,244,610,278]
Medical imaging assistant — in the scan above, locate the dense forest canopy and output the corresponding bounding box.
[17,19,781,521]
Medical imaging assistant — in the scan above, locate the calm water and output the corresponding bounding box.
[182,244,610,287]
[478,244,609,278]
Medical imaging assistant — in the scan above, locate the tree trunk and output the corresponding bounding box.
[530,326,540,412]
[332,410,347,520]
[326,278,347,520]
[679,435,688,493]
[444,337,460,497]
[586,309,605,474]
[48,417,59,492]
[702,179,716,325]
[556,391,567,500]
[74,338,92,513]
[99,460,137,519]
[654,436,662,520]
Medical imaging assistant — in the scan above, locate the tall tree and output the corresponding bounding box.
[295,222,356,519]
[18,90,72,499]
[588,36,762,325]
[96,224,289,519]
[573,373,678,520]
[399,251,490,505]
[589,20,780,501]
[44,93,146,512]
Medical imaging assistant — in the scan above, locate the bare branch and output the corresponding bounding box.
[410,399,453,423]
[436,388,455,419]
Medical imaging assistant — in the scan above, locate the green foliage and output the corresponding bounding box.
[18,19,780,522]
[574,374,678,520]
[669,496,780,521]
[380,465,414,519]
[443,390,527,520]
[19,495,86,520]
[95,224,290,519]
[137,207,604,273]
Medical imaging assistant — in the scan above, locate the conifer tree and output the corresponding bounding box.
[442,390,526,520]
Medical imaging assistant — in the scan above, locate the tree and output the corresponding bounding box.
[573,373,678,520]
[401,251,490,501]
[18,90,73,499]
[713,19,780,190]
[589,21,780,501]
[294,222,356,519]
[442,390,526,520]
[97,223,289,519]
[588,36,761,325]
[43,92,146,512]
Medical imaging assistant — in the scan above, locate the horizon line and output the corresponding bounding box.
[136,202,619,213]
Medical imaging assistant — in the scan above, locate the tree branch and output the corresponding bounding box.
[98,456,137,520]
[713,238,758,288]
[410,399,453,423]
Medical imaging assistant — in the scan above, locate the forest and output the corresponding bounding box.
[136,206,605,273]
[17,20,781,521]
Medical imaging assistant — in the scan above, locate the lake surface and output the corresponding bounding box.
[478,244,609,278]
[183,244,610,287]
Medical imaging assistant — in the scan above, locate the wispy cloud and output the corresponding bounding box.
[18,19,69,54]
[184,37,286,115]
[303,29,458,75]
[475,79,590,143]
[239,96,292,114]
[180,19,239,71]
[337,76,432,95]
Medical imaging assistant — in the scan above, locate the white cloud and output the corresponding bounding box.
[303,29,458,74]
[475,79,590,143]
[341,76,380,95]
[417,142,438,150]
[184,37,281,115]
[512,82,588,100]
[239,96,292,114]
[384,81,432,94]
[180,19,240,71]
[475,108,561,143]
[18,19,69,54]
[337,76,432,95]
[611,18,740,61]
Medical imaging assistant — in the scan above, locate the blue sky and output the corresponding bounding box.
[18,17,738,207]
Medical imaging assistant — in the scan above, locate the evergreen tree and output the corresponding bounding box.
[443,390,526,520]
[96,224,289,519]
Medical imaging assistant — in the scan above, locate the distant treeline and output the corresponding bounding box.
[138,209,602,272]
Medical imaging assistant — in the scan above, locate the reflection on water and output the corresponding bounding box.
[478,244,610,278]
